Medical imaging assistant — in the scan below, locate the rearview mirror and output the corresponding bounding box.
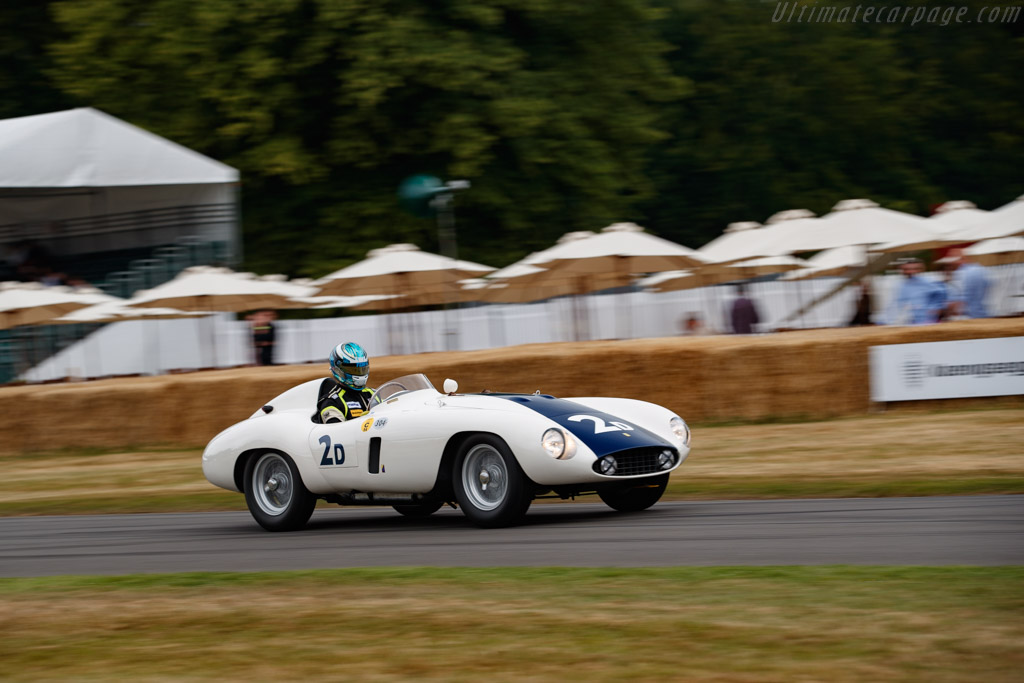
[443,378,458,395]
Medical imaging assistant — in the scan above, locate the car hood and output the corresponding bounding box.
[494,394,674,457]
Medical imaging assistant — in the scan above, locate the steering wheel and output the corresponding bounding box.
[370,381,410,405]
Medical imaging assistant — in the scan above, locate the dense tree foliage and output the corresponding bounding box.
[0,0,1019,275]
[644,0,1024,248]
[45,0,680,274]
[0,3,74,120]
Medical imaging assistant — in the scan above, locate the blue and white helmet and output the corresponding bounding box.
[329,342,369,389]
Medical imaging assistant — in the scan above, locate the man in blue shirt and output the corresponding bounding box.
[887,258,945,325]
[948,248,991,318]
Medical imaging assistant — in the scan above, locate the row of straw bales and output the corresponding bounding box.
[0,318,1020,455]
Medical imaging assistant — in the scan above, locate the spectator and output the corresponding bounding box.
[39,269,69,287]
[886,258,944,325]
[680,312,710,336]
[729,284,760,334]
[848,279,874,326]
[946,248,991,318]
[936,260,960,321]
[251,310,277,366]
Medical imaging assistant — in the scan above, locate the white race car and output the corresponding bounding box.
[202,373,691,530]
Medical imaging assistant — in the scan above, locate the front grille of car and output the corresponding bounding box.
[592,447,677,477]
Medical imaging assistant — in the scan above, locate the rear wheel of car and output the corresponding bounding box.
[453,435,532,528]
[392,499,445,518]
[598,474,669,512]
[243,452,317,531]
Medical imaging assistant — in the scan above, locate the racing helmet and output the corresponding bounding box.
[329,342,369,389]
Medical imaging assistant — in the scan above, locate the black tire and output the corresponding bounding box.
[598,473,669,512]
[453,435,533,528]
[393,498,445,518]
[243,452,317,531]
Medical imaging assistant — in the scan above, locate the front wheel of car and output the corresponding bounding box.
[243,451,317,531]
[453,435,533,528]
[598,473,670,512]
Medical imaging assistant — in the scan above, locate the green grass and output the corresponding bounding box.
[2,406,1023,516]
[2,567,1022,681]
[0,490,243,516]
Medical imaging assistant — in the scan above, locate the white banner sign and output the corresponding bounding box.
[870,336,1024,402]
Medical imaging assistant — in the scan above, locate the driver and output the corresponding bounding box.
[317,342,374,424]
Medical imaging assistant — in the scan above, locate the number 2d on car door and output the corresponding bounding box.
[308,422,359,482]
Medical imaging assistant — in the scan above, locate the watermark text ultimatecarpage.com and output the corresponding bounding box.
[771,2,1021,25]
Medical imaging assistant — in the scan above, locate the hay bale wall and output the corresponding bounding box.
[0,319,1020,455]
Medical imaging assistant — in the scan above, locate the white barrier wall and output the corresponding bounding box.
[23,265,1024,381]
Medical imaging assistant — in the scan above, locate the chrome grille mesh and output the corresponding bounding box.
[592,448,676,477]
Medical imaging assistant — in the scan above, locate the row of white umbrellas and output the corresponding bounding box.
[644,196,1024,293]
[3,194,1022,329]
[0,282,211,331]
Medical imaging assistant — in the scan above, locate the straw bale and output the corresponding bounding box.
[0,318,1021,454]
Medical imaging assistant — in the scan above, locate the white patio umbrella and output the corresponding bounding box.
[764,199,943,255]
[640,270,700,292]
[128,266,317,312]
[697,254,807,280]
[705,210,819,264]
[54,300,207,324]
[963,236,1024,266]
[314,243,495,298]
[0,284,120,382]
[0,282,112,330]
[288,294,399,310]
[959,194,1024,242]
[532,223,708,278]
[126,266,316,368]
[51,300,208,377]
[313,244,495,354]
[522,223,708,338]
[696,222,763,265]
[642,255,806,294]
[483,269,624,304]
[480,233,608,304]
[782,245,867,281]
[929,200,989,239]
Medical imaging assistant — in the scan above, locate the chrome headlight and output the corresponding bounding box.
[669,416,690,447]
[541,428,576,460]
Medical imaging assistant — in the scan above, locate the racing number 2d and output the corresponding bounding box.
[567,414,635,434]
[318,435,345,466]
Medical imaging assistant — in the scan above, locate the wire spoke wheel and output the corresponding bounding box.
[243,451,316,532]
[252,453,293,515]
[453,435,532,528]
[461,444,509,511]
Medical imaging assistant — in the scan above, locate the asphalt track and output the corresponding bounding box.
[2,495,1022,577]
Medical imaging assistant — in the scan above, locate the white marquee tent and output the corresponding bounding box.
[0,107,240,262]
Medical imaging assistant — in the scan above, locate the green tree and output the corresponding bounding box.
[644,0,1024,247]
[49,0,682,274]
[0,2,75,120]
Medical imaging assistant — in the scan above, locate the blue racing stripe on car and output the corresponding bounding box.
[493,394,674,457]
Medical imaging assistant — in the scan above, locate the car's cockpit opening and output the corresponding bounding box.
[369,373,436,407]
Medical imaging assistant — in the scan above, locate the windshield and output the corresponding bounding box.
[370,373,436,405]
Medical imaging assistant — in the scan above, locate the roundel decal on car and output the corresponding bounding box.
[361,418,373,432]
